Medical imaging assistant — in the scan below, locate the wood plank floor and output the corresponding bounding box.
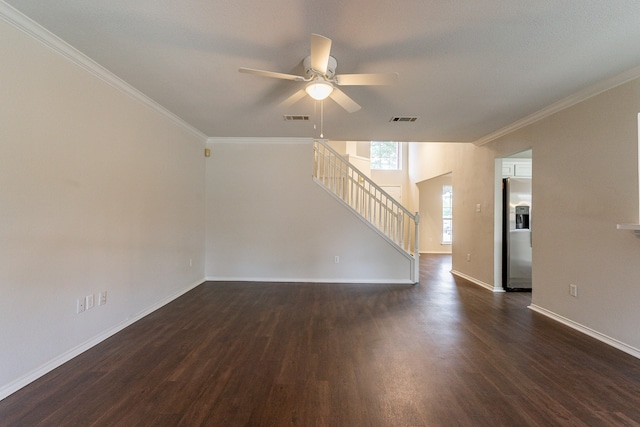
[2,254,640,426]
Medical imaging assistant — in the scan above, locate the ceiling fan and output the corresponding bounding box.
[239,34,398,113]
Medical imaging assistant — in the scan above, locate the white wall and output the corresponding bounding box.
[417,174,453,254]
[408,78,640,356]
[205,139,413,283]
[0,18,206,398]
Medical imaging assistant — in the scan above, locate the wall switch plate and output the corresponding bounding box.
[476,204,481,212]
[467,253,471,262]
[77,298,85,314]
[86,294,95,310]
[98,291,107,306]
[334,256,340,264]
[569,284,578,297]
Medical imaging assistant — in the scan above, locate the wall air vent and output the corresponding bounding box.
[390,116,418,122]
[283,115,310,121]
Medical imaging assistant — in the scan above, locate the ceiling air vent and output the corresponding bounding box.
[283,115,310,121]
[390,116,418,122]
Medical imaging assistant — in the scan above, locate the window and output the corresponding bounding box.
[370,141,400,170]
[442,185,452,244]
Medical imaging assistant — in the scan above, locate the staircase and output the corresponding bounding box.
[312,140,419,283]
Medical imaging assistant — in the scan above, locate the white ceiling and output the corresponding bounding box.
[6,0,640,142]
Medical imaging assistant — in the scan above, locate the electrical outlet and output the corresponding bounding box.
[189,258,193,267]
[98,291,107,306]
[77,298,86,314]
[467,253,471,262]
[86,294,95,310]
[569,284,578,297]
[334,256,340,264]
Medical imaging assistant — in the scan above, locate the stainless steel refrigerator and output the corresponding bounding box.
[502,178,532,290]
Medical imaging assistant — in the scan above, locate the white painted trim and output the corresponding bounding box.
[0,278,204,401]
[474,64,640,146]
[528,304,640,360]
[618,115,640,232]
[493,158,505,290]
[205,277,415,285]
[0,1,207,143]
[312,177,415,263]
[419,251,452,255]
[343,154,370,163]
[315,178,418,284]
[207,137,313,145]
[451,269,505,293]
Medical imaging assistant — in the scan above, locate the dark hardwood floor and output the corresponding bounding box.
[2,254,640,426]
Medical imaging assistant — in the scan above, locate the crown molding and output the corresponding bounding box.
[0,1,207,142]
[206,137,313,144]
[7,0,639,148]
[474,64,640,146]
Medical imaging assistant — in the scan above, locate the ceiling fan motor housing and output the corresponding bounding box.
[304,55,337,79]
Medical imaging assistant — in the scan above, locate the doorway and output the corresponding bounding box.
[494,150,532,292]
[417,173,453,255]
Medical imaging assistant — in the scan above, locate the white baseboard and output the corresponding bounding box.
[528,304,640,360]
[205,276,415,285]
[0,278,204,401]
[450,270,505,293]
[447,274,640,359]
[419,251,452,255]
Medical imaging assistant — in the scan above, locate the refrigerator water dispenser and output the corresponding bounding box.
[515,206,530,229]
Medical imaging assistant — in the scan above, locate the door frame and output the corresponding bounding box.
[493,150,533,293]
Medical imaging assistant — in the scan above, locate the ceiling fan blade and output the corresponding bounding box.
[239,67,304,81]
[335,72,399,86]
[279,89,307,108]
[329,88,361,113]
[310,34,332,75]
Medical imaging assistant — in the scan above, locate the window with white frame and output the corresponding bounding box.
[442,185,452,244]
[370,141,401,170]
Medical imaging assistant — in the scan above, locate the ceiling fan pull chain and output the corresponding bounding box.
[313,101,318,133]
[320,100,324,138]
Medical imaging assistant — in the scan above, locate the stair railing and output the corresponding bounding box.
[313,140,419,282]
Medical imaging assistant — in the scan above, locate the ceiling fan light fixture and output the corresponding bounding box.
[305,81,333,100]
